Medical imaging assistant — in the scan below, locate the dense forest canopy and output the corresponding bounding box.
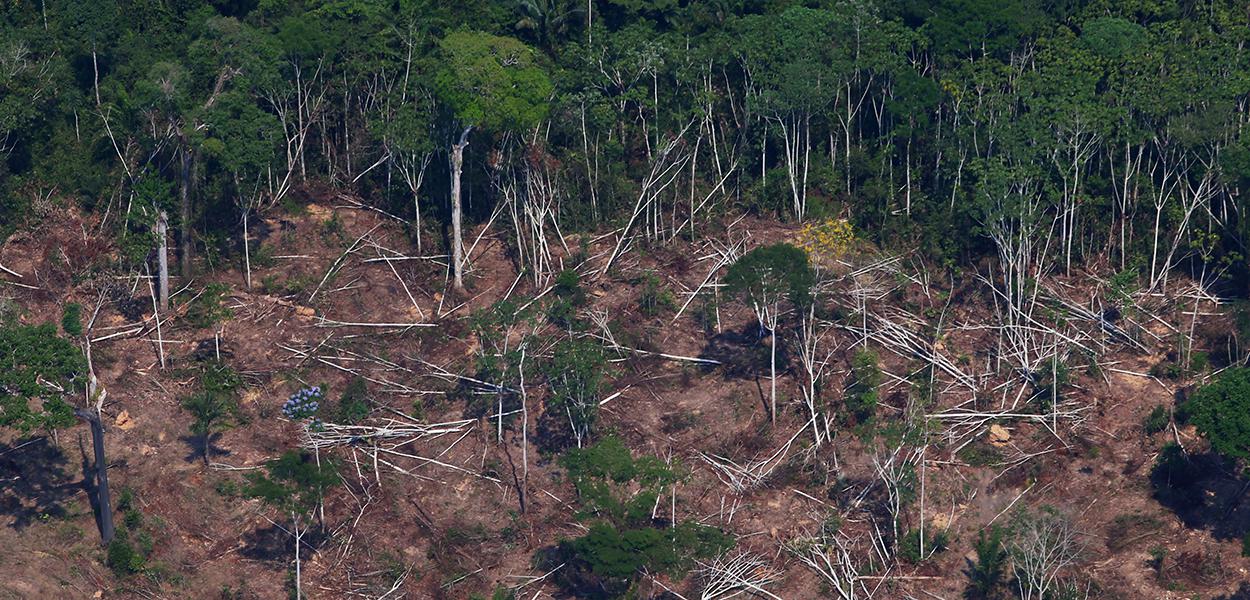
[1,0,1247,296]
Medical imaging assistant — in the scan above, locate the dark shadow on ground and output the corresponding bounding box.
[1151,446,1250,541]
[0,436,76,529]
[239,522,328,563]
[698,324,777,379]
[1215,583,1250,600]
[181,432,232,464]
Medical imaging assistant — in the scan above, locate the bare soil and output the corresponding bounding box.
[1,194,1247,599]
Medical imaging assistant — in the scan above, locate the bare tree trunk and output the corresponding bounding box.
[156,211,169,312]
[293,514,303,600]
[450,127,472,291]
[74,408,114,544]
[179,147,194,277]
[242,209,252,290]
[770,327,777,423]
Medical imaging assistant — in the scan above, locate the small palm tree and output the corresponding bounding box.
[515,0,586,51]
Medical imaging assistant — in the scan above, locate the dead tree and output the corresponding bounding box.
[1010,509,1080,600]
[156,210,169,311]
[450,126,472,290]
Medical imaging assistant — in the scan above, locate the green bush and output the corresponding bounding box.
[61,302,83,337]
[181,361,243,464]
[544,338,608,448]
[334,376,370,424]
[1143,405,1169,435]
[185,283,233,328]
[548,268,588,327]
[964,526,1007,599]
[844,349,880,424]
[1184,367,1250,462]
[637,272,675,317]
[1031,356,1069,411]
[898,527,949,563]
[106,534,146,576]
[549,438,731,598]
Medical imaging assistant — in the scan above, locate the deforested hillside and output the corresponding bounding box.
[2,2,1250,600]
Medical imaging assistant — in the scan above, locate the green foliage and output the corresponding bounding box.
[724,244,815,316]
[898,527,949,563]
[544,338,608,447]
[547,268,586,326]
[334,376,370,424]
[1106,268,1139,308]
[107,488,156,577]
[244,450,340,517]
[435,31,552,133]
[844,349,880,424]
[60,303,83,337]
[636,272,674,317]
[107,533,147,577]
[1030,356,1069,411]
[465,299,535,422]
[562,520,730,581]
[553,437,731,597]
[185,283,233,329]
[181,361,243,463]
[0,322,85,432]
[964,526,1007,599]
[1151,443,1202,508]
[1143,405,1170,435]
[560,437,679,527]
[1185,367,1250,463]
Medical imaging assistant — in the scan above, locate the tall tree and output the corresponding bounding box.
[434,31,552,290]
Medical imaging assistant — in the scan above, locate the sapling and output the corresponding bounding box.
[245,450,339,600]
[724,244,815,422]
[181,361,242,464]
[248,386,337,600]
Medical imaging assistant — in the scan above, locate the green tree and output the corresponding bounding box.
[245,450,340,600]
[1185,367,1250,464]
[544,337,607,448]
[181,361,243,465]
[724,243,815,422]
[551,437,731,598]
[0,322,117,543]
[434,31,552,290]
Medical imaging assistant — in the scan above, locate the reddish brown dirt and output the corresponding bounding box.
[1,198,1247,599]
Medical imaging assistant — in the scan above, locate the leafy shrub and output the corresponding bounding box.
[107,534,146,576]
[1150,443,1202,509]
[0,322,85,431]
[185,283,232,328]
[548,268,587,326]
[1184,367,1250,462]
[334,377,370,424]
[1030,356,1069,411]
[181,361,243,464]
[61,302,83,337]
[637,272,675,317]
[547,438,731,598]
[1143,405,1169,435]
[964,526,1007,599]
[543,338,608,449]
[843,349,880,424]
[898,527,949,563]
[244,450,340,517]
[107,488,156,577]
